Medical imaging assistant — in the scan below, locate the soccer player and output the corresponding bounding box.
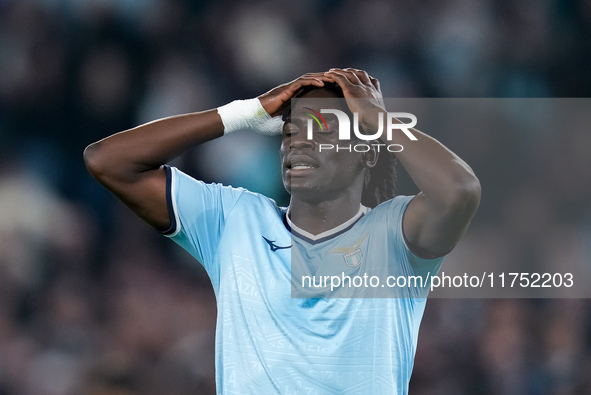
[84,68,480,394]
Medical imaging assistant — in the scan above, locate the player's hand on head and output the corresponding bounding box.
[324,68,384,103]
[324,68,386,127]
[258,73,330,117]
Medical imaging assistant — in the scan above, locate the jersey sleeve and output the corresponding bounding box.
[160,165,244,271]
[388,196,445,297]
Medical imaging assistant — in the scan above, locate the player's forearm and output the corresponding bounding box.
[393,127,481,209]
[359,106,481,210]
[84,109,223,181]
[360,110,480,208]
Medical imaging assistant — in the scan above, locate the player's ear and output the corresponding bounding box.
[362,142,378,169]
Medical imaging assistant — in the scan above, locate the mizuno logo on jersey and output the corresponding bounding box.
[262,236,292,252]
[328,232,368,267]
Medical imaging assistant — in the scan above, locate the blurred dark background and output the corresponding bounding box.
[0,0,590,394]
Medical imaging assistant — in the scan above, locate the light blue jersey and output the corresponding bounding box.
[163,166,444,394]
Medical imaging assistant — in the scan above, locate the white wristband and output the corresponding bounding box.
[217,98,283,136]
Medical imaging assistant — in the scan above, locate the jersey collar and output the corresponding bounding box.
[285,205,368,244]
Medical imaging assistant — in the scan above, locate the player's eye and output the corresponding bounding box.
[283,124,300,137]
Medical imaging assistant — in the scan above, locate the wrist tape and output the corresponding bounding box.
[217,98,283,136]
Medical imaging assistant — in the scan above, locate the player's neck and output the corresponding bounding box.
[288,193,363,236]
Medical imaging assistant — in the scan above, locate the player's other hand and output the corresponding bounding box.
[258,73,330,117]
[324,68,386,131]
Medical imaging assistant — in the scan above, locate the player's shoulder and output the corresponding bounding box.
[235,186,283,211]
[201,178,283,216]
[169,165,281,212]
[366,195,415,218]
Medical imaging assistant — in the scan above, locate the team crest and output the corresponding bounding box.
[343,249,363,267]
[328,232,369,267]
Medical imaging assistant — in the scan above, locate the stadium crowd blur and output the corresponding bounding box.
[1,0,590,394]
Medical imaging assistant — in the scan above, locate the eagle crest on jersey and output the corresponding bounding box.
[328,232,368,267]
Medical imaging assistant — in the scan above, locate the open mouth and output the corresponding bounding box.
[290,164,316,170]
[286,155,319,171]
[285,161,318,178]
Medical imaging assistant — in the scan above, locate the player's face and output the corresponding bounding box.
[280,91,368,202]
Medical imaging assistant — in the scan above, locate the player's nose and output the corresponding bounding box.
[290,132,316,151]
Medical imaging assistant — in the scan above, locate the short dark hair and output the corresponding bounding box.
[283,83,397,208]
